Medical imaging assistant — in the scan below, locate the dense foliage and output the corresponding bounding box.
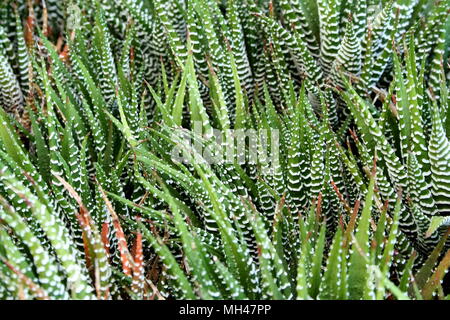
[0,0,450,300]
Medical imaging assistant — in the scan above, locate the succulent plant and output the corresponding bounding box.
[0,0,449,300]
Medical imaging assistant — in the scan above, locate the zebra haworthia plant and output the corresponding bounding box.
[0,0,449,300]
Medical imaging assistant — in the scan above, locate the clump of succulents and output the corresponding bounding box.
[0,0,449,300]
